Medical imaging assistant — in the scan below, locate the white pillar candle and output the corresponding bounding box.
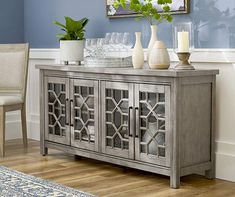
[178,31,189,53]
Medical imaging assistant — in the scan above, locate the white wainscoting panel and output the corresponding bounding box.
[5,48,235,182]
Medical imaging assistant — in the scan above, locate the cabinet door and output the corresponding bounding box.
[101,81,134,159]
[45,77,70,145]
[135,84,170,167]
[70,79,99,151]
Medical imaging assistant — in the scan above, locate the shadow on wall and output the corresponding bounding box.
[193,0,235,48]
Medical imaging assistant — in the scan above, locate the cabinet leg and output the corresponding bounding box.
[170,174,181,189]
[41,147,48,156]
[205,169,215,179]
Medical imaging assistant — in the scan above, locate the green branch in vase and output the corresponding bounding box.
[114,0,173,25]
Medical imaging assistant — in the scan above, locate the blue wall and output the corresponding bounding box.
[0,0,24,43]
[24,0,142,48]
[23,0,235,48]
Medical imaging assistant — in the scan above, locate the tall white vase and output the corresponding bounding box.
[132,32,144,69]
[147,25,158,63]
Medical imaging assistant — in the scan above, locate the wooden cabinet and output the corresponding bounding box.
[37,65,219,188]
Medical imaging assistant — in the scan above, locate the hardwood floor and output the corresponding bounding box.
[0,139,235,197]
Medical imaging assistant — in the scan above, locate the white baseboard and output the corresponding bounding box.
[216,153,235,182]
[6,121,39,141]
[28,120,40,140]
[5,112,21,140]
[5,121,22,140]
[215,141,235,182]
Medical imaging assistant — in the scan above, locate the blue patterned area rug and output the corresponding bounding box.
[0,166,96,197]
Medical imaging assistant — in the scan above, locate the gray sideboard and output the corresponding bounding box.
[36,64,219,188]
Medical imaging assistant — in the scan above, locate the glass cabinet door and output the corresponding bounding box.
[101,81,134,159]
[135,84,170,167]
[45,77,70,145]
[70,79,99,152]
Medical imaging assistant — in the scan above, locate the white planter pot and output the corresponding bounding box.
[60,40,84,64]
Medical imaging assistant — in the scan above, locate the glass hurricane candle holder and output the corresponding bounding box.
[173,22,195,70]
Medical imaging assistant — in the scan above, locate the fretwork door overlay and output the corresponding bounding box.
[135,84,170,167]
[71,79,99,151]
[45,77,70,145]
[101,81,134,159]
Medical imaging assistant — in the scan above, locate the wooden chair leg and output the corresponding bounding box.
[21,104,28,149]
[0,106,5,157]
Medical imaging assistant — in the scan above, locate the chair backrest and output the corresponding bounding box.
[0,43,29,102]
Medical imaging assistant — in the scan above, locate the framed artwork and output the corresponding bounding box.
[106,0,190,18]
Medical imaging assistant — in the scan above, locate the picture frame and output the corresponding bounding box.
[106,0,190,18]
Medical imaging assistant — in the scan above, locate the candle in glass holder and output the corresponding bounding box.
[178,31,189,53]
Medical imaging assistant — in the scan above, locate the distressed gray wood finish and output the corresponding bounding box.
[37,64,219,189]
[101,81,134,159]
[45,77,70,145]
[35,64,219,77]
[40,70,48,156]
[205,75,216,179]
[180,83,211,167]
[134,84,170,167]
[70,79,99,152]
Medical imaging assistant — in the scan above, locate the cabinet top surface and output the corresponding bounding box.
[36,64,219,77]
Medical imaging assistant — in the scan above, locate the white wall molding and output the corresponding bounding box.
[30,48,59,60]
[30,48,235,63]
[5,48,235,182]
[216,141,235,156]
[168,49,235,63]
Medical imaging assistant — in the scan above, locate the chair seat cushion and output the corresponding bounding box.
[0,96,23,106]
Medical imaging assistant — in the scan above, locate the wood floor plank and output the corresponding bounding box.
[0,139,235,197]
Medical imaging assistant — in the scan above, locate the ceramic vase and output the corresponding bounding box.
[147,25,158,63]
[60,40,84,65]
[132,32,144,69]
[149,41,170,69]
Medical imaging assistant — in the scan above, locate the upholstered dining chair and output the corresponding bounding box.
[0,43,29,157]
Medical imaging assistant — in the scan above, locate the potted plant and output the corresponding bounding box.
[53,16,89,65]
[114,0,173,67]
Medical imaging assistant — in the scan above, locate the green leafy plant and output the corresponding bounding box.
[114,0,173,25]
[53,16,89,40]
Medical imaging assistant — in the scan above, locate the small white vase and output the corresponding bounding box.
[147,25,158,63]
[149,41,170,69]
[132,32,144,69]
[60,40,84,65]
